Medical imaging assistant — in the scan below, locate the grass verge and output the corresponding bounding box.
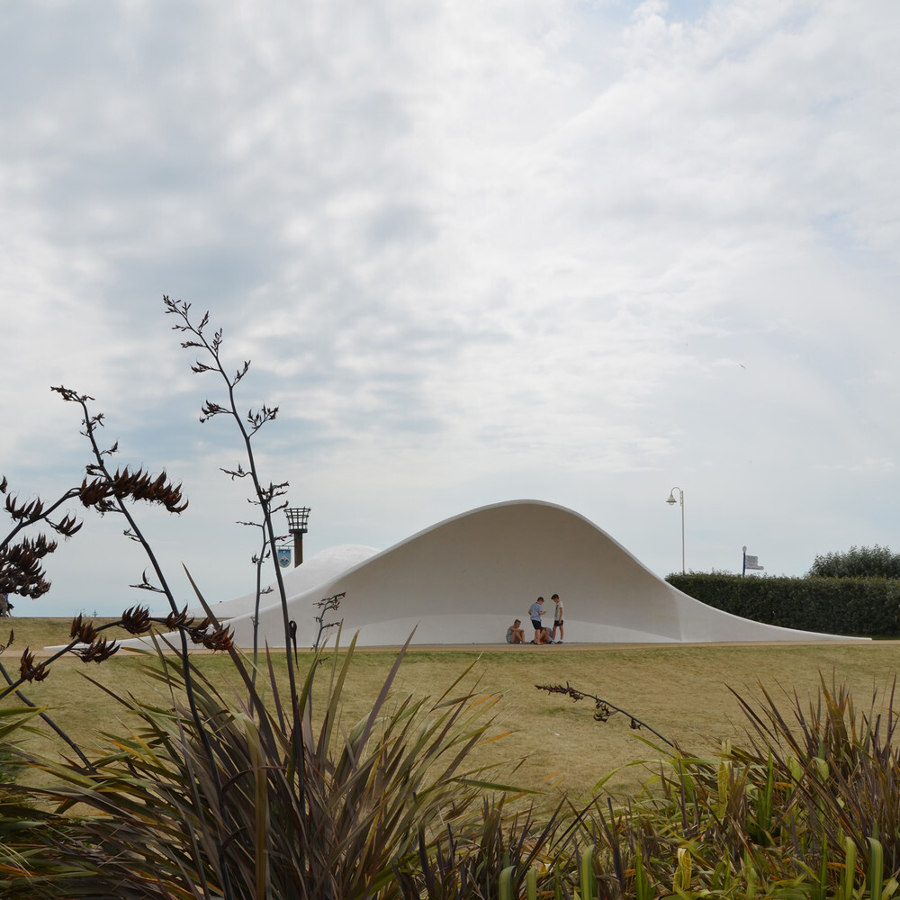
[6,619,899,800]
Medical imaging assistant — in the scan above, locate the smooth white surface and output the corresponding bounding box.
[214,500,860,647]
[197,544,379,619]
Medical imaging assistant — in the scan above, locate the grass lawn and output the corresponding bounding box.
[5,618,900,801]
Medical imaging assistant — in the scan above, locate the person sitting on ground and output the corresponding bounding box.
[506,619,525,644]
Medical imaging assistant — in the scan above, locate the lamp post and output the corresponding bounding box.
[665,487,685,575]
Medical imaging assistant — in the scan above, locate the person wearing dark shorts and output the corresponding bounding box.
[528,596,549,643]
[551,593,564,643]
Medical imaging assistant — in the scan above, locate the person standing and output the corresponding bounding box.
[528,596,546,643]
[551,593,564,643]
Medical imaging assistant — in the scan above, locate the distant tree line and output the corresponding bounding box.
[808,545,900,579]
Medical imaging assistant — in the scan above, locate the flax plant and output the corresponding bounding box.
[164,297,295,689]
[6,631,511,898]
[0,298,524,898]
[729,674,900,878]
[398,795,581,899]
[528,675,900,900]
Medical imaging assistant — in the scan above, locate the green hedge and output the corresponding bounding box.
[665,573,900,638]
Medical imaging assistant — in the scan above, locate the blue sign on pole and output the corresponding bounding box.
[277,547,291,568]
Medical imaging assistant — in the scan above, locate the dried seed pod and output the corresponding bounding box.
[70,614,98,644]
[120,605,152,635]
[19,648,49,682]
[76,638,120,664]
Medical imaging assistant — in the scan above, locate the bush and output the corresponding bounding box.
[667,572,900,637]
[808,544,900,578]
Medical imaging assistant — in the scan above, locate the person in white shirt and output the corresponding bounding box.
[551,593,564,643]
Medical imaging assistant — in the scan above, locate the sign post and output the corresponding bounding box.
[742,546,764,576]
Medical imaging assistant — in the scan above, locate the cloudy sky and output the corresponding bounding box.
[3,0,899,617]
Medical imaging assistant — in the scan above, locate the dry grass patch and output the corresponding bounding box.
[4,620,900,800]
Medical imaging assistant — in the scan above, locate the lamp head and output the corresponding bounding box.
[666,492,677,505]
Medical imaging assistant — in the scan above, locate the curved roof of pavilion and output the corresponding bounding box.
[214,499,857,648]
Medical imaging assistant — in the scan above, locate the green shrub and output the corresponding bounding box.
[667,572,900,637]
[809,545,900,579]
[4,638,515,899]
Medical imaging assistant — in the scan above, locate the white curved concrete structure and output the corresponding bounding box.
[201,544,379,619]
[214,499,857,647]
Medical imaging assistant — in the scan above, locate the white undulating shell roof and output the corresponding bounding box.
[215,499,861,647]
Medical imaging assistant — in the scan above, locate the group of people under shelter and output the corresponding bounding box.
[506,594,564,644]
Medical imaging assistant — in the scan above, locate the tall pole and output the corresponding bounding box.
[666,487,685,575]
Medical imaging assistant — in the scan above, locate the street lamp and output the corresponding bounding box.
[284,506,311,567]
[665,487,685,575]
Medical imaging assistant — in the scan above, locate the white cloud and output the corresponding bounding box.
[3,0,900,615]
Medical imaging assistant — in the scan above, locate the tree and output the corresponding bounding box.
[807,545,900,578]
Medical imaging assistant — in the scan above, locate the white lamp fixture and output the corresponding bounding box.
[666,487,685,575]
